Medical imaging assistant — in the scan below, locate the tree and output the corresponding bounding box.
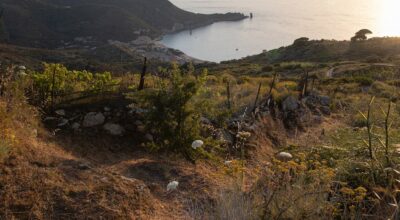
[293,37,309,46]
[351,29,372,42]
[137,63,207,161]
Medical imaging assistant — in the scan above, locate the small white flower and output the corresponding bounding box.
[167,181,179,191]
[236,131,251,139]
[191,140,204,150]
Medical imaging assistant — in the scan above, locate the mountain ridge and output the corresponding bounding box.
[0,0,246,48]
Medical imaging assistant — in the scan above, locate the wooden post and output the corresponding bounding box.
[299,70,309,99]
[226,81,231,110]
[50,65,56,111]
[267,73,277,98]
[138,57,147,91]
[252,82,262,113]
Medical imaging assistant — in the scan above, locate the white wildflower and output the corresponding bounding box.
[236,131,251,139]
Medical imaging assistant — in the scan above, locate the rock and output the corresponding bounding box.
[77,163,91,170]
[282,96,299,112]
[224,160,233,166]
[103,123,125,136]
[55,109,66,116]
[44,117,58,121]
[319,96,331,106]
[57,118,69,127]
[276,152,293,161]
[320,106,331,115]
[104,106,111,112]
[145,133,154,142]
[137,125,146,133]
[135,120,144,126]
[191,140,204,150]
[167,181,179,191]
[200,117,212,125]
[82,112,105,127]
[71,122,81,130]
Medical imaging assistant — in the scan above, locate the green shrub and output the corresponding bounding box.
[138,64,206,161]
[30,63,118,107]
[262,65,274,72]
[370,81,398,99]
[352,76,373,86]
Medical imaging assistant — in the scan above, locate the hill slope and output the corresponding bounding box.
[1,0,246,48]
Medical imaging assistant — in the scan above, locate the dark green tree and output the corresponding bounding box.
[293,37,309,46]
[138,63,206,161]
[351,29,372,42]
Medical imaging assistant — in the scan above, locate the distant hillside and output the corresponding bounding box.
[1,0,246,48]
[236,37,400,64]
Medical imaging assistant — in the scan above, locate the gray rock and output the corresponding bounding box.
[276,152,293,161]
[145,133,154,141]
[282,96,299,112]
[55,109,66,116]
[104,106,111,112]
[103,123,125,136]
[71,122,81,130]
[137,125,146,133]
[135,120,144,126]
[78,163,91,170]
[57,118,69,127]
[200,117,212,125]
[44,117,58,121]
[320,106,331,115]
[82,112,105,127]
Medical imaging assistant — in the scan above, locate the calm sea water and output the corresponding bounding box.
[162,0,400,62]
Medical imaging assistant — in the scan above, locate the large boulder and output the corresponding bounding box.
[103,123,125,136]
[82,112,105,127]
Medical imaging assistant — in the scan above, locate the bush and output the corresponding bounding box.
[262,65,273,72]
[352,76,373,86]
[137,64,206,161]
[30,63,118,107]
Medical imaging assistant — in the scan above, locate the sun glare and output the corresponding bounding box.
[378,0,400,36]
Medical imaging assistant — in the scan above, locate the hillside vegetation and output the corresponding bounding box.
[233,37,400,65]
[1,0,246,48]
[2,42,400,218]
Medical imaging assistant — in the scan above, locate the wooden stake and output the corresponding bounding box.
[50,65,56,111]
[226,81,231,110]
[252,82,262,113]
[138,57,147,91]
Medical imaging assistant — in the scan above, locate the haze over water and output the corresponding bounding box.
[162,0,400,62]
